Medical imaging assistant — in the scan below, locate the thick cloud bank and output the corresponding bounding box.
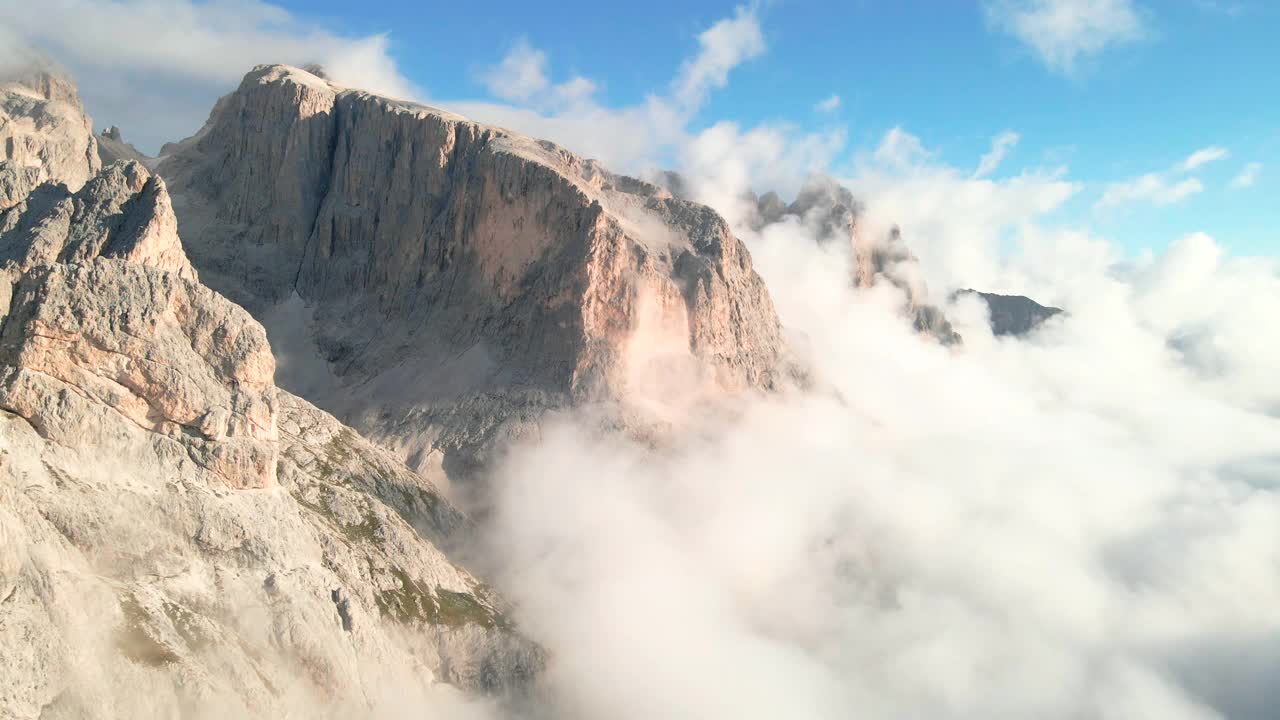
[486,180,1280,719]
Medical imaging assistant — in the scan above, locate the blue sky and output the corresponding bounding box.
[5,0,1276,257]
[272,0,1278,257]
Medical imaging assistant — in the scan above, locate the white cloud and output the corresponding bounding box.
[477,117,1280,720]
[476,39,598,110]
[1098,173,1204,208]
[440,6,769,172]
[984,0,1145,73]
[873,126,933,169]
[443,96,685,171]
[478,39,549,102]
[552,75,598,105]
[1230,162,1262,189]
[487,145,1280,719]
[814,94,841,113]
[672,5,766,109]
[844,127,1080,292]
[679,121,848,226]
[1182,145,1229,171]
[973,130,1022,178]
[0,0,419,152]
[1096,147,1229,210]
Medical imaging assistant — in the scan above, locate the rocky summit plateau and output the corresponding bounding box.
[0,63,1060,718]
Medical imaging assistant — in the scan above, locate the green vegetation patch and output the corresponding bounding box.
[291,485,382,544]
[374,567,506,629]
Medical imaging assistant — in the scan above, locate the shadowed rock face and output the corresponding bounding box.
[955,289,1063,337]
[0,160,196,280]
[159,64,786,480]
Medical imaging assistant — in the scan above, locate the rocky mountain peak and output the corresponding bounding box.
[0,66,100,212]
[97,125,150,166]
[159,64,786,481]
[0,158,272,488]
[0,159,196,280]
[954,289,1064,337]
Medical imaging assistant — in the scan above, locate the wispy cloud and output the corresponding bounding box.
[983,0,1145,74]
[1182,145,1229,171]
[973,130,1022,178]
[477,38,596,108]
[670,5,768,110]
[671,5,765,109]
[478,39,549,102]
[443,5,778,172]
[1230,162,1262,189]
[873,126,932,168]
[813,94,840,113]
[1097,145,1230,209]
[1098,173,1203,208]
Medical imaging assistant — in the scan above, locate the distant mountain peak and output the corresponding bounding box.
[954,289,1064,337]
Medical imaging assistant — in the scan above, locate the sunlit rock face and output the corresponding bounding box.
[0,69,100,212]
[159,64,787,481]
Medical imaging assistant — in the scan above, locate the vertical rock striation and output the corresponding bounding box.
[160,65,787,479]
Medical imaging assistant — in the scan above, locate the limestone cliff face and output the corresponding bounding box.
[0,159,540,715]
[0,70,100,212]
[160,65,786,478]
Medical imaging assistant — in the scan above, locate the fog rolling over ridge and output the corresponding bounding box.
[2,4,1280,719]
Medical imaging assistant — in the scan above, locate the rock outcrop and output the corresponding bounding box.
[0,257,276,488]
[0,159,196,280]
[0,158,540,715]
[955,289,1063,337]
[96,126,151,167]
[0,69,100,212]
[159,64,786,480]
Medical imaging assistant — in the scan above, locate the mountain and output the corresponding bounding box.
[0,159,195,281]
[157,64,787,484]
[0,69,100,212]
[0,73,539,717]
[96,126,151,167]
[954,289,1063,337]
[740,176,1068,343]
